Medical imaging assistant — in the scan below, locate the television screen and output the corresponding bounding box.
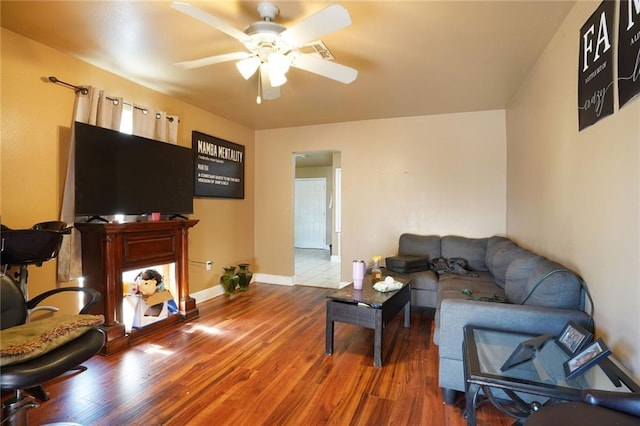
[74,122,194,217]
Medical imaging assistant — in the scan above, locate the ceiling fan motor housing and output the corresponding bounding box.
[244,21,289,60]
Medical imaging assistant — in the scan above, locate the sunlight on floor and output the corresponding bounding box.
[142,343,174,356]
[184,324,224,335]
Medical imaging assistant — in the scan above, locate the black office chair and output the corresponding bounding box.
[1,221,71,302]
[524,390,640,425]
[0,274,106,426]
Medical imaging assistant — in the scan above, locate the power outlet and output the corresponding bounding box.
[205,261,212,271]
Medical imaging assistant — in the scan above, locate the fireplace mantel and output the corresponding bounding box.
[76,219,199,355]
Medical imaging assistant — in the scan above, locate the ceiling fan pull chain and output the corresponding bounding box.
[256,72,262,105]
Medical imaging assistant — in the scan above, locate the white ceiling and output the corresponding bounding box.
[1,1,575,130]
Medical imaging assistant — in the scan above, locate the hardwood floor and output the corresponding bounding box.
[24,284,511,425]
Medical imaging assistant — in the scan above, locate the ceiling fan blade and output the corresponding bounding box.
[171,1,250,43]
[290,54,357,84]
[175,51,250,69]
[260,65,281,100]
[280,4,352,47]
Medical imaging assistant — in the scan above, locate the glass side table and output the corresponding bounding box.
[463,325,640,425]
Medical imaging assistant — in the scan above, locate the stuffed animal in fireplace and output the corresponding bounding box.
[137,278,158,297]
[134,269,178,313]
[135,269,165,293]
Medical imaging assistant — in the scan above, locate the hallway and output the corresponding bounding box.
[294,248,341,288]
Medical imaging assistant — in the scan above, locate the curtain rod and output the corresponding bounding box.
[48,76,175,122]
[105,96,175,122]
[48,76,89,95]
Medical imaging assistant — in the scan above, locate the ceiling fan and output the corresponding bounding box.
[171,1,358,103]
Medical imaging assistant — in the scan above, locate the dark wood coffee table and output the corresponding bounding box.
[325,276,411,367]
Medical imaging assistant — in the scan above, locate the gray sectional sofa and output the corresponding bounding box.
[387,233,594,404]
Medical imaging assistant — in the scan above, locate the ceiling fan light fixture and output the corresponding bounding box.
[269,69,287,87]
[268,52,290,75]
[236,56,261,80]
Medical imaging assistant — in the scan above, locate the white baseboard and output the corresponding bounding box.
[191,274,336,300]
[253,273,295,286]
[191,284,224,304]
[330,255,341,263]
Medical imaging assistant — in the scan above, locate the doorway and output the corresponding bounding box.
[293,151,341,288]
[294,178,326,249]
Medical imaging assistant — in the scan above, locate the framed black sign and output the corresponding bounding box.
[618,0,640,108]
[192,131,245,199]
[578,0,615,131]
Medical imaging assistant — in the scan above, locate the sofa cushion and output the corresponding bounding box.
[487,240,527,289]
[406,270,439,292]
[504,251,544,303]
[398,233,441,259]
[441,236,489,271]
[0,313,104,366]
[434,272,499,344]
[522,259,582,310]
[485,236,511,264]
[438,272,501,304]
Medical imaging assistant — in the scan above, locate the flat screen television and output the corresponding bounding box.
[74,121,194,219]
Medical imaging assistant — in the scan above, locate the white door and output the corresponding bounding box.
[295,178,326,249]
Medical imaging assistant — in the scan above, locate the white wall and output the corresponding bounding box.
[255,110,507,283]
[506,1,640,377]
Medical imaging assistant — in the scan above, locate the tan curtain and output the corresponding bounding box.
[167,114,179,144]
[58,89,179,282]
[57,88,123,282]
[132,104,156,139]
[133,106,179,144]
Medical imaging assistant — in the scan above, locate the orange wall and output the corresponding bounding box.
[1,29,255,305]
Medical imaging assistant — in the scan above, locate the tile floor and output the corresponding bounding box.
[294,248,342,288]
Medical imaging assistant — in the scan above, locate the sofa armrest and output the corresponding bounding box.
[438,298,591,360]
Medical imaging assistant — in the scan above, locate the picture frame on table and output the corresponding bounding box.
[500,334,554,372]
[557,321,593,355]
[563,338,611,381]
[500,342,536,372]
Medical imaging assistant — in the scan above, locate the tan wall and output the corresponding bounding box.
[255,111,507,282]
[0,29,255,307]
[506,2,640,376]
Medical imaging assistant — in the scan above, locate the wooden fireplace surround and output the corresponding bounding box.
[76,219,199,355]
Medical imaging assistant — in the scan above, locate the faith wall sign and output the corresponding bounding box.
[618,0,640,108]
[578,0,615,131]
